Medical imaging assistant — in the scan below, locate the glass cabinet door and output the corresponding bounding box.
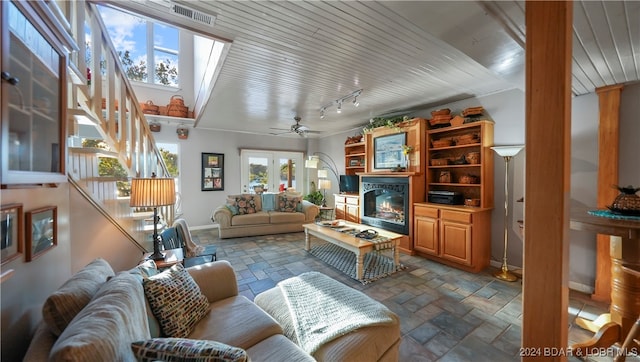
[1,1,67,184]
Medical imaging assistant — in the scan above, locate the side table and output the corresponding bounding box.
[143,248,184,270]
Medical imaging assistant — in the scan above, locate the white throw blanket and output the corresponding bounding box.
[277,271,395,354]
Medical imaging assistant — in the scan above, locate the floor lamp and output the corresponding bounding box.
[491,145,524,282]
[130,175,176,261]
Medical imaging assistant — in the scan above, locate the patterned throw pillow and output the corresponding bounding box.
[227,195,258,215]
[131,338,248,362]
[278,194,302,212]
[143,264,210,338]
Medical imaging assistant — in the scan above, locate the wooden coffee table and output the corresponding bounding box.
[303,221,402,280]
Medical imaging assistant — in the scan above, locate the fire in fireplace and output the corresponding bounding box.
[360,177,409,235]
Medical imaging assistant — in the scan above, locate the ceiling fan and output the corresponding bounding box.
[269,116,321,137]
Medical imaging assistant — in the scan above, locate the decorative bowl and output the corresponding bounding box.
[464,198,480,207]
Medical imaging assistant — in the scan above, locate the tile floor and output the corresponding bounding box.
[193,230,632,361]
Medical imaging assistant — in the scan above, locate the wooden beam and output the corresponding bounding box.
[523,1,572,360]
[592,84,624,303]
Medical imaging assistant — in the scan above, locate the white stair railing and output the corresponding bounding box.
[60,0,174,251]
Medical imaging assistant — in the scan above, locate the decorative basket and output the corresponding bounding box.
[141,100,160,115]
[167,104,188,118]
[149,122,161,132]
[464,198,481,207]
[169,95,185,106]
[431,158,450,166]
[459,175,478,184]
[456,133,480,145]
[432,139,454,148]
[608,185,640,215]
[176,127,189,139]
[465,152,480,164]
[431,108,451,117]
[450,115,465,127]
[439,171,451,183]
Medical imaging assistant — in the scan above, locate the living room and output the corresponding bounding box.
[2,1,640,360]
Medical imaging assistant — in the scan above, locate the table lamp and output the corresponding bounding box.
[318,179,332,207]
[491,145,524,282]
[130,174,176,260]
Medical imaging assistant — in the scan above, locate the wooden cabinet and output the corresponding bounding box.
[344,142,365,175]
[334,194,360,223]
[1,1,68,184]
[427,120,494,208]
[414,203,491,272]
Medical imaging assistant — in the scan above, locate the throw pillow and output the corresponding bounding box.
[131,338,247,362]
[278,194,302,213]
[227,195,258,215]
[49,271,150,361]
[127,266,162,339]
[136,259,159,278]
[42,258,115,336]
[224,204,239,216]
[143,263,210,338]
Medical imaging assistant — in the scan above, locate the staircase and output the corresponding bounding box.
[62,1,174,252]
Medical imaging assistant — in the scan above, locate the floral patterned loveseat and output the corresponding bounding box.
[211,193,319,238]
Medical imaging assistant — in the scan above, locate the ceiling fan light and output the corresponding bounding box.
[337,101,342,114]
[353,97,359,107]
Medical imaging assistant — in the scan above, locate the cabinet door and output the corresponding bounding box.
[346,205,359,223]
[414,216,439,255]
[335,202,346,220]
[2,1,67,184]
[440,220,472,266]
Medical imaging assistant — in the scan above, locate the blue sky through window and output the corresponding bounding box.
[96,5,179,87]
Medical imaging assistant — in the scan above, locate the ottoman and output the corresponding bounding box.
[254,272,401,362]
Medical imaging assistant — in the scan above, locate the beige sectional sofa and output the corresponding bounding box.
[212,193,319,239]
[24,259,314,361]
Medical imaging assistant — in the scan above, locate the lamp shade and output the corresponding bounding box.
[318,179,331,190]
[491,145,524,157]
[317,169,329,178]
[129,178,176,207]
[305,156,319,169]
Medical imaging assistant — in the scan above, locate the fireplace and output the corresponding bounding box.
[360,177,409,235]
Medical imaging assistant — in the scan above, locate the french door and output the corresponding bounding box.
[240,150,304,194]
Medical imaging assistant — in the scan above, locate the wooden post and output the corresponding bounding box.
[592,84,624,303]
[522,1,572,360]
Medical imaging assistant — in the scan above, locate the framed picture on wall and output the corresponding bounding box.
[25,206,57,262]
[202,153,224,191]
[1,203,24,265]
[373,133,406,169]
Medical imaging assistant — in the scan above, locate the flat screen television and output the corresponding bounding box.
[339,175,359,194]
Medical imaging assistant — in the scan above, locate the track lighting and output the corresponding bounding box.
[319,89,362,118]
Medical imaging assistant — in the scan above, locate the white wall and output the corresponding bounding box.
[151,125,309,227]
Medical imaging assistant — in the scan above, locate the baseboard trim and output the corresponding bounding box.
[190,224,218,231]
[489,260,593,293]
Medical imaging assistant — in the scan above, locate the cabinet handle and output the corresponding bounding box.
[1,71,19,85]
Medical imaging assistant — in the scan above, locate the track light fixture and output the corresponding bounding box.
[319,89,362,118]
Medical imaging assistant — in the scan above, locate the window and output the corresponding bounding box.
[96,5,179,87]
[157,142,181,213]
[240,151,304,194]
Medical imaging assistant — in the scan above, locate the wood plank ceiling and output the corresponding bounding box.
[127,1,640,137]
